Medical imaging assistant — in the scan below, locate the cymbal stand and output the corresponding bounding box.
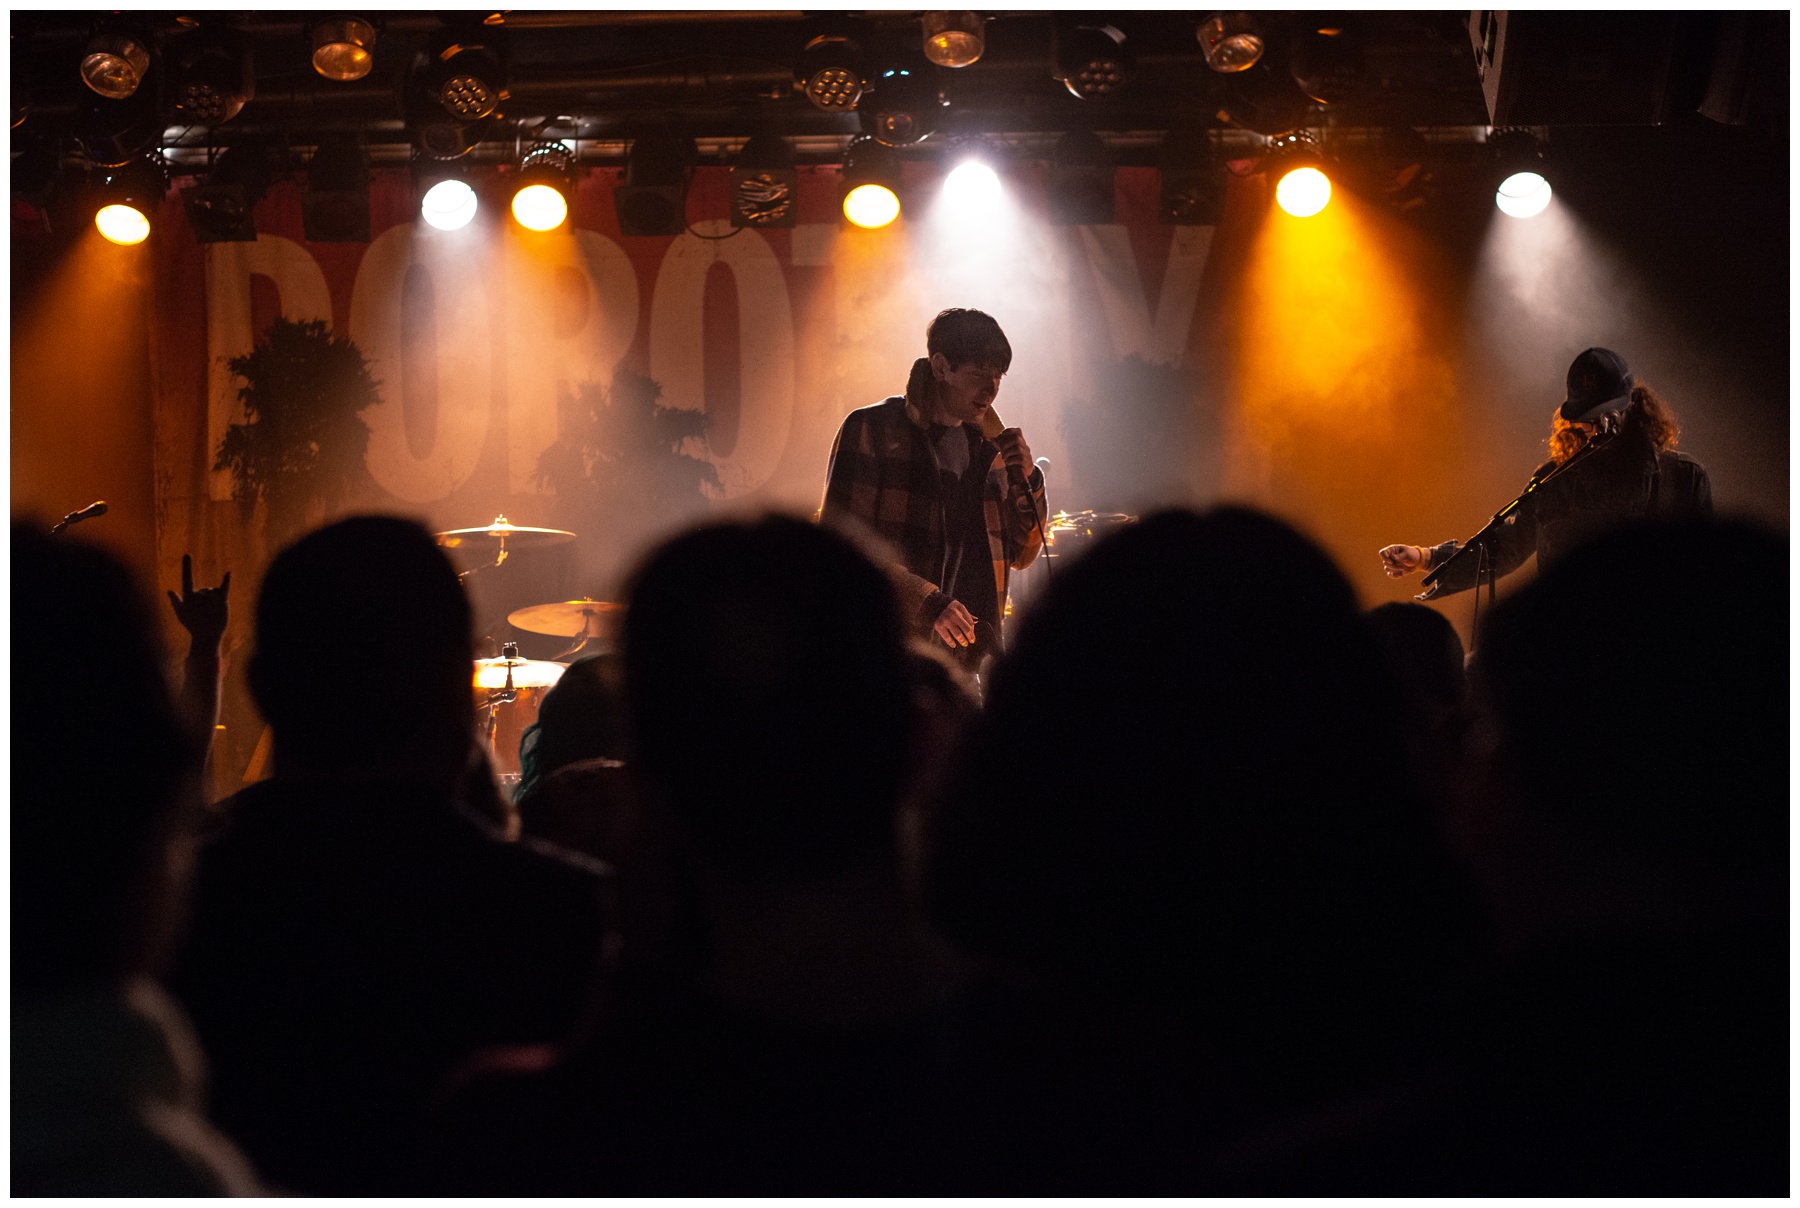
[457,537,509,583]
[550,610,604,661]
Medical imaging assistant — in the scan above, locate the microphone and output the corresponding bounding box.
[50,500,108,535]
[978,407,1034,489]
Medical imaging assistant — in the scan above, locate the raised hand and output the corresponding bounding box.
[167,554,232,650]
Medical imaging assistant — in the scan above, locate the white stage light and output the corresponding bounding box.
[421,179,478,230]
[942,159,1002,215]
[1495,171,1552,219]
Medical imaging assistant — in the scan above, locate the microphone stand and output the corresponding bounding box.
[1417,423,1622,621]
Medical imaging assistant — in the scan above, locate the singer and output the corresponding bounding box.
[1379,347,1712,597]
[820,308,1047,669]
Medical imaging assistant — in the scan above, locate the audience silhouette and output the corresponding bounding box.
[429,515,978,1194]
[925,507,1482,1191]
[15,501,1785,1197]
[13,524,258,1195]
[168,516,606,1194]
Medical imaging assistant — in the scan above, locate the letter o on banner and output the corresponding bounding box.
[648,221,795,498]
[352,225,494,502]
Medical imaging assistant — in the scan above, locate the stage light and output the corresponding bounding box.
[614,133,690,236]
[80,29,151,100]
[312,17,377,82]
[943,158,1002,215]
[1266,131,1331,218]
[96,203,149,245]
[428,43,506,121]
[1056,24,1128,100]
[1496,171,1551,219]
[841,136,903,228]
[862,63,943,147]
[510,143,573,231]
[730,134,797,229]
[844,184,900,229]
[922,12,984,69]
[1049,130,1113,225]
[93,157,165,245]
[799,34,863,112]
[303,135,370,242]
[1197,12,1263,73]
[168,27,254,124]
[76,85,162,168]
[1488,128,1552,219]
[183,144,270,243]
[1157,127,1222,226]
[1276,167,1330,217]
[422,178,478,230]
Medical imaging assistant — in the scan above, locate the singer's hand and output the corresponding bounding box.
[167,554,232,651]
[1378,544,1425,578]
[932,599,979,650]
[993,427,1033,475]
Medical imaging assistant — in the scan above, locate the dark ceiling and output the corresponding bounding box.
[12,10,1781,172]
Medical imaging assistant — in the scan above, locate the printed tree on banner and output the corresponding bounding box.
[536,366,719,576]
[214,317,379,546]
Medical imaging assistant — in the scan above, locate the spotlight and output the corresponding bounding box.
[1489,129,1551,219]
[168,27,255,124]
[80,29,152,100]
[798,34,863,112]
[1157,127,1223,225]
[511,142,573,232]
[183,144,270,243]
[1289,24,1366,107]
[922,12,984,69]
[942,156,1002,216]
[1197,12,1263,73]
[1266,132,1331,217]
[426,42,506,121]
[93,156,165,246]
[1049,130,1114,225]
[312,17,377,82]
[614,132,691,237]
[1056,24,1128,100]
[1495,172,1551,219]
[415,159,478,231]
[303,136,370,242]
[730,134,797,229]
[861,63,943,147]
[840,136,902,229]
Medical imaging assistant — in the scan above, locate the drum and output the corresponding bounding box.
[472,657,567,779]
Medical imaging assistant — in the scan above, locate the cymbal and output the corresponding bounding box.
[436,515,576,549]
[472,657,567,690]
[507,598,624,638]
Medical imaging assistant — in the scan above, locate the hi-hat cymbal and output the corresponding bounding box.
[436,515,576,549]
[472,656,567,690]
[507,598,624,638]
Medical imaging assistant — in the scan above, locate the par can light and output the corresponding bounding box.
[422,178,478,230]
[844,183,900,229]
[96,203,151,245]
[1495,170,1551,219]
[1276,166,1331,217]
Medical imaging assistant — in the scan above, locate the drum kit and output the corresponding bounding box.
[436,516,624,787]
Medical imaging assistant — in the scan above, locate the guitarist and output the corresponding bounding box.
[821,308,1048,672]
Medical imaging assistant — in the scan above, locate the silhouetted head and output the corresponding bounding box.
[1473,518,1785,899]
[516,652,629,806]
[249,516,472,783]
[929,507,1466,1006]
[13,523,201,993]
[1365,601,1468,720]
[624,515,913,879]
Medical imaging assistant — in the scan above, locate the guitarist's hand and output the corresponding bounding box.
[933,599,979,649]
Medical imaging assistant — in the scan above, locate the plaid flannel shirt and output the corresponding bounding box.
[821,394,1047,632]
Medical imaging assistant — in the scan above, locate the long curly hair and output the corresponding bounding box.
[1547,382,1681,464]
